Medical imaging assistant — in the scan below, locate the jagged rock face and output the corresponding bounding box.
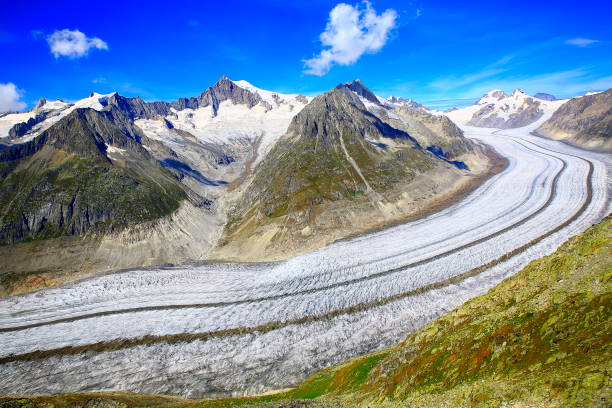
[534,92,556,101]
[172,76,266,116]
[380,106,472,160]
[0,107,188,245]
[34,98,47,110]
[104,77,267,121]
[8,111,48,138]
[535,89,612,151]
[336,79,380,105]
[286,87,418,147]
[106,94,172,120]
[386,96,424,110]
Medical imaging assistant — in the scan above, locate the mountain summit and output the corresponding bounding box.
[445,88,567,128]
[335,79,380,105]
[212,81,489,261]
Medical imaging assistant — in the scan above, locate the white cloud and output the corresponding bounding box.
[0,83,26,113]
[47,29,108,58]
[566,38,599,47]
[304,1,397,76]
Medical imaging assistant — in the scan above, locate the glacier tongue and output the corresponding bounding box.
[0,122,609,399]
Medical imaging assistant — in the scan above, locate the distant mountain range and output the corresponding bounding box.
[443,88,567,129]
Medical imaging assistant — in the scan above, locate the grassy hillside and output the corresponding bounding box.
[3,216,609,407]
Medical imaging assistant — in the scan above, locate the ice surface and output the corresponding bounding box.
[0,124,609,398]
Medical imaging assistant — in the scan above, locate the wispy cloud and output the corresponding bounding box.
[476,69,612,97]
[427,55,514,91]
[303,1,397,76]
[566,38,599,47]
[92,77,107,84]
[452,68,612,100]
[47,29,108,59]
[0,83,26,113]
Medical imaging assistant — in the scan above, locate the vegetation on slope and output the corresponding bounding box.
[0,107,187,245]
[281,215,612,407]
[4,217,609,407]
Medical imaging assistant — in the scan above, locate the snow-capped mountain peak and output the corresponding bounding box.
[477,89,507,105]
[231,79,310,108]
[386,96,425,110]
[445,88,568,129]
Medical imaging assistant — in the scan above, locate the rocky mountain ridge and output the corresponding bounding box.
[535,88,611,151]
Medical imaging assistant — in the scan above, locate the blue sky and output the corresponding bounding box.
[1,0,610,110]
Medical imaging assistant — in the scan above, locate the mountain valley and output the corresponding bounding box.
[0,77,610,407]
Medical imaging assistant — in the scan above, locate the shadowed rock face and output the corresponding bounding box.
[535,89,612,151]
[171,76,266,116]
[0,107,188,245]
[8,112,49,138]
[335,79,381,105]
[534,92,557,101]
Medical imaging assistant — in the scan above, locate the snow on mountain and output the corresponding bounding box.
[137,79,310,173]
[232,79,311,108]
[385,96,425,110]
[0,92,114,142]
[0,110,37,139]
[442,89,568,129]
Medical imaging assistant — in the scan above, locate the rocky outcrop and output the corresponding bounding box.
[171,76,266,116]
[535,88,611,151]
[106,93,173,119]
[8,112,48,138]
[104,77,268,121]
[368,102,472,161]
[468,99,543,128]
[386,96,425,110]
[335,79,380,104]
